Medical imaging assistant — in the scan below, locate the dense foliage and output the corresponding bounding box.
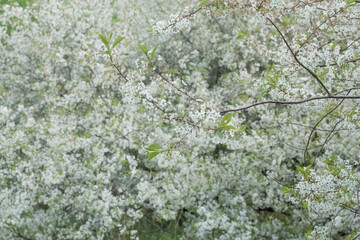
[1,0,360,239]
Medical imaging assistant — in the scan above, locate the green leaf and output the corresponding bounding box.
[148,151,160,160]
[198,0,209,7]
[145,144,162,151]
[280,186,291,193]
[345,231,359,240]
[112,36,124,49]
[138,44,148,55]
[167,69,178,74]
[281,17,295,27]
[237,125,246,133]
[296,165,305,175]
[220,113,232,126]
[304,165,311,174]
[223,125,236,130]
[236,30,248,40]
[99,34,110,51]
[150,45,158,59]
[318,68,329,78]
[323,157,332,165]
[352,64,359,72]
[346,0,356,8]
[216,131,224,139]
[297,165,311,178]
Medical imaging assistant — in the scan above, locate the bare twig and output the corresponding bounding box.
[163,7,203,31]
[155,69,197,102]
[174,120,201,149]
[317,58,360,68]
[342,36,360,52]
[286,122,358,132]
[220,95,360,114]
[109,56,129,82]
[352,231,360,240]
[298,10,341,52]
[266,17,332,96]
[315,120,344,158]
[144,98,167,113]
[304,91,350,164]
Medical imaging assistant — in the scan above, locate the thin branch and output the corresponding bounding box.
[163,7,203,31]
[304,92,350,164]
[317,58,360,68]
[342,36,360,52]
[352,231,360,240]
[315,120,344,158]
[145,98,167,113]
[329,207,346,239]
[298,10,340,51]
[283,141,322,151]
[262,171,293,188]
[220,95,360,114]
[174,120,201,149]
[155,69,197,102]
[154,0,166,13]
[266,17,332,96]
[283,141,305,151]
[357,180,360,213]
[335,87,360,95]
[286,122,357,132]
[109,56,129,82]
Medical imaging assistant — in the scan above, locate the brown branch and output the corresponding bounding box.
[220,95,360,114]
[335,87,360,95]
[144,98,167,113]
[163,7,203,31]
[317,58,360,68]
[315,120,344,158]
[266,17,332,96]
[342,36,360,52]
[109,56,129,82]
[174,120,201,149]
[304,91,350,164]
[286,121,358,132]
[154,69,197,102]
[351,231,360,240]
[298,10,341,52]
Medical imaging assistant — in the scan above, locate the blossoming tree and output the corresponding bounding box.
[1,0,360,239]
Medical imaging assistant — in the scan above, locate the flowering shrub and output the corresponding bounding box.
[1,0,360,239]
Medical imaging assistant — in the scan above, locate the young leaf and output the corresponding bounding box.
[237,30,248,39]
[99,34,110,51]
[296,165,305,175]
[198,0,209,7]
[280,186,291,193]
[146,144,162,151]
[323,157,332,165]
[216,131,224,139]
[167,69,178,74]
[150,45,158,59]
[148,151,160,160]
[138,44,148,55]
[220,113,232,126]
[223,125,236,130]
[112,36,124,49]
[346,0,356,7]
[237,125,246,133]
